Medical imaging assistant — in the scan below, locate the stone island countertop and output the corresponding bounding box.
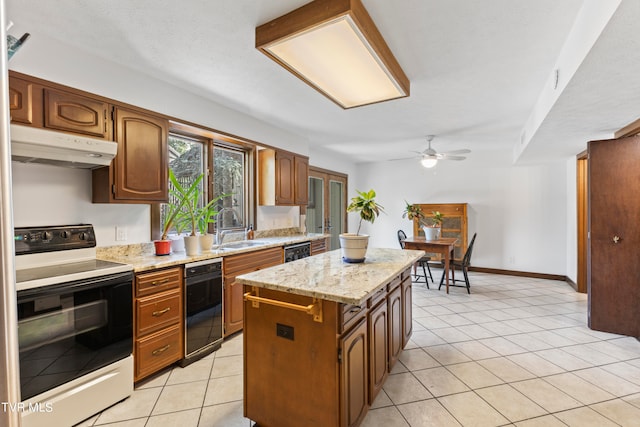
[97,233,329,272]
[236,247,425,306]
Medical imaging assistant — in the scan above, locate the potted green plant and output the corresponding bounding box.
[195,193,231,252]
[402,201,428,228]
[154,169,194,255]
[424,210,444,240]
[340,189,384,263]
[170,172,205,256]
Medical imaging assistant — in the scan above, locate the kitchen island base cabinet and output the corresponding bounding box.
[243,267,412,427]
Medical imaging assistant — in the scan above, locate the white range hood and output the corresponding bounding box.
[10,124,117,169]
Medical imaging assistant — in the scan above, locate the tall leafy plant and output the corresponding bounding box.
[161,169,197,240]
[346,189,385,235]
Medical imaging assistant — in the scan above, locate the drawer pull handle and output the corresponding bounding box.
[244,287,323,323]
[349,306,362,313]
[152,344,171,356]
[151,278,170,286]
[152,307,171,317]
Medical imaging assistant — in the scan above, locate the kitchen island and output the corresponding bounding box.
[236,248,424,427]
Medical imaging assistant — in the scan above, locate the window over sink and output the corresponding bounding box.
[154,126,254,240]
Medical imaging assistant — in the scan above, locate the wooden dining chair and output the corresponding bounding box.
[397,229,433,287]
[439,233,476,294]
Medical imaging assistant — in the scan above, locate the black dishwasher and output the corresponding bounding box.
[181,258,223,366]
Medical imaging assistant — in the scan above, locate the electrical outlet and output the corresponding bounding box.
[116,226,127,241]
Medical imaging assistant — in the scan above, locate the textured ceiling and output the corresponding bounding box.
[7,0,637,164]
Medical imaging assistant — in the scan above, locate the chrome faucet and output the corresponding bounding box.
[216,207,241,245]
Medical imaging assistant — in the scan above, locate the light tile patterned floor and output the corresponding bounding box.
[76,270,640,427]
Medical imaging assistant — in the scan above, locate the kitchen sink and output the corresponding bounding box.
[220,241,266,250]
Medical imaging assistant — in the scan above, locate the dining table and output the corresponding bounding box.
[402,236,458,293]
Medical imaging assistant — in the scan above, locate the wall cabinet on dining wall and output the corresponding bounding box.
[258,148,309,206]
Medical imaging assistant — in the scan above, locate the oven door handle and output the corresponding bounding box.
[17,271,133,299]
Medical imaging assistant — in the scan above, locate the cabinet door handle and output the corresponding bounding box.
[151,278,170,286]
[613,235,621,244]
[152,307,171,317]
[151,344,171,356]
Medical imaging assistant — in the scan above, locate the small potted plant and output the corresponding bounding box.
[170,172,205,256]
[424,210,444,240]
[339,189,384,263]
[154,170,192,256]
[195,193,230,252]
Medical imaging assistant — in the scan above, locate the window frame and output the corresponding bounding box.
[150,123,256,240]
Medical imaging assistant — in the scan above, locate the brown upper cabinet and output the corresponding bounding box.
[93,106,168,203]
[8,75,38,125]
[8,71,169,204]
[258,148,308,206]
[44,88,111,139]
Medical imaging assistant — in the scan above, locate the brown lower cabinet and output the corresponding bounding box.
[223,247,283,336]
[243,267,412,427]
[134,266,183,381]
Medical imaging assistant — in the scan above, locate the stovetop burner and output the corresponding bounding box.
[14,224,132,290]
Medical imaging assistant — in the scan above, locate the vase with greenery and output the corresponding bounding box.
[195,193,231,252]
[340,189,384,263]
[169,171,205,256]
[424,210,444,240]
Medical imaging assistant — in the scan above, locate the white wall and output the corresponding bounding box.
[355,149,568,275]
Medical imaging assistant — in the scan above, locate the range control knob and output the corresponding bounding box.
[42,231,53,241]
[60,230,71,239]
[79,232,89,241]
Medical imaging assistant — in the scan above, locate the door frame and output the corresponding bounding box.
[308,166,348,249]
[576,150,588,293]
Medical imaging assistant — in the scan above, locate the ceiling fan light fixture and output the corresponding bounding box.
[256,0,409,109]
[421,157,438,168]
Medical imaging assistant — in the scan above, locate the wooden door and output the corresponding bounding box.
[276,151,295,205]
[44,88,110,139]
[388,284,402,369]
[113,107,168,201]
[8,76,36,125]
[368,300,388,404]
[294,155,309,205]
[401,276,413,348]
[588,136,640,338]
[340,317,368,427]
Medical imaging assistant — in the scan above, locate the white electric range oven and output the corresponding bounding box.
[14,224,133,427]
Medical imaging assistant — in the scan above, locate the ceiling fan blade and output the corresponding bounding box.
[440,148,471,155]
[441,155,467,160]
[388,156,418,161]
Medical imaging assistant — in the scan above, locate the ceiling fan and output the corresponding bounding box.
[392,135,471,168]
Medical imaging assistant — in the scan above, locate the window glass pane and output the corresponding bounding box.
[161,135,205,235]
[213,146,244,228]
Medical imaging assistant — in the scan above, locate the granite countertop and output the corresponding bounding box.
[97,233,329,272]
[236,248,425,305]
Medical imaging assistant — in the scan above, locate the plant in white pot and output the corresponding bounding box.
[424,210,444,240]
[195,193,230,253]
[340,189,384,263]
[171,172,205,256]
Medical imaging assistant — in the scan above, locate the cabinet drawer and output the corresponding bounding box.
[367,286,388,309]
[135,324,182,381]
[310,238,327,255]
[136,289,181,337]
[224,247,283,276]
[340,302,366,333]
[136,267,181,297]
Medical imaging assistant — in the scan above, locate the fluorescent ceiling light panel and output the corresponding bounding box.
[256,0,409,109]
